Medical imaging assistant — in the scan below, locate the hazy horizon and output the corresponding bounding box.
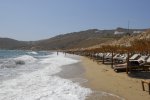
[0,0,150,41]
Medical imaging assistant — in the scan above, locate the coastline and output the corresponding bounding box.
[0,51,91,100]
[56,53,150,100]
[81,56,150,100]
[56,53,87,84]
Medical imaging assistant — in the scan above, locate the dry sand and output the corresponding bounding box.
[81,56,150,100]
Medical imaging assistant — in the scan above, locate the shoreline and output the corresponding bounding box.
[81,56,150,100]
[56,53,124,99]
[56,53,150,100]
[56,53,89,85]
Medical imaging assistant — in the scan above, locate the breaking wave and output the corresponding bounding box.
[0,51,92,100]
[0,55,37,69]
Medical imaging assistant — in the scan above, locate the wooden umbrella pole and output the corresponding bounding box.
[126,52,130,74]
[111,51,114,68]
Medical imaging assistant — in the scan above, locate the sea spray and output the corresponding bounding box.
[0,51,92,100]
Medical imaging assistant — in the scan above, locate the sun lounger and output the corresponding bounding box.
[97,53,103,57]
[130,54,140,60]
[146,56,150,64]
[113,54,127,64]
[113,63,127,72]
[129,55,147,65]
[104,53,112,61]
[114,55,148,72]
[128,55,149,71]
[142,56,150,71]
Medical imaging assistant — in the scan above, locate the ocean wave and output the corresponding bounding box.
[0,60,17,68]
[0,52,92,100]
[0,55,37,69]
[27,51,38,55]
[14,55,37,63]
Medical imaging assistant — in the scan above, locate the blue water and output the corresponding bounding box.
[0,50,49,59]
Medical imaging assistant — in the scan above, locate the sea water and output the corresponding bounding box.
[0,50,91,100]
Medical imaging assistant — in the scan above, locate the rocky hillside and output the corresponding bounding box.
[112,29,150,46]
[33,29,121,50]
[0,29,120,50]
[90,29,150,47]
[0,28,148,50]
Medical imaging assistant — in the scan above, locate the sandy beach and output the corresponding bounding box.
[81,56,150,100]
[56,53,150,100]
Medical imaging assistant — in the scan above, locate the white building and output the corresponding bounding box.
[114,31,125,35]
[133,31,143,34]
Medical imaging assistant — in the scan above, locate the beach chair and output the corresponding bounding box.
[146,56,150,64]
[129,54,140,60]
[97,53,103,59]
[113,55,147,72]
[143,56,150,71]
[129,55,147,70]
[113,54,127,64]
[113,63,127,72]
[95,53,105,63]
[104,53,112,62]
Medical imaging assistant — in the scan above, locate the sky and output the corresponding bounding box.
[0,0,150,41]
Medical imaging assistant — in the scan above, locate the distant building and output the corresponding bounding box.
[133,31,143,34]
[114,30,144,35]
[114,31,125,35]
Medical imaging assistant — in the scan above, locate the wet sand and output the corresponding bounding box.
[57,53,150,100]
[56,53,84,79]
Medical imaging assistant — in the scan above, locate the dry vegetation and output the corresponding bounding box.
[0,28,149,50]
[66,29,150,55]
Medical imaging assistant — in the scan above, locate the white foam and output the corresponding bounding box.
[0,52,92,100]
[0,55,37,69]
[0,60,16,68]
[27,51,38,55]
[14,55,37,63]
[40,52,78,65]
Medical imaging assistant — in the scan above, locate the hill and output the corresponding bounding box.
[0,28,147,50]
[91,29,150,48]
[33,29,121,50]
[32,28,146,50]
[112,29,150,46]
[114,27,145,35]
[0,38,30,49]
